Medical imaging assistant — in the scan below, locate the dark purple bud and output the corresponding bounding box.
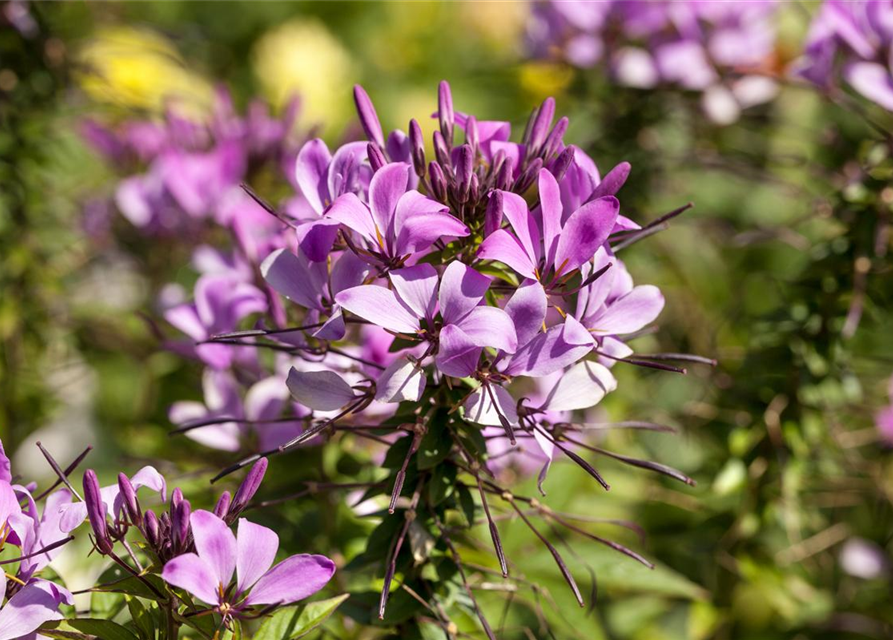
[353,85,385,148]
[117,473,141,526]
[529,97,555,153]
[83,470,112,554]
[588,161,631,201]
[433,130,451,170]
[484,191,503,237]
[429,162,447,202]
[496,158,514,191]
[170,487,184,510]
[489,149,506,180]
[550,146,576,182]
[542,116,569,160]
[515,158,543,194]
[409,119,426,177]
[144,510,160,548]
[214,490,232,520]
[520,105,539,147]
[457,144,474,203]
[469,173,480,204]
[172,497,191,552]
[438,80,454,145]
[367,142,387,173]
[230,458,268,516]
[465,115,479,156]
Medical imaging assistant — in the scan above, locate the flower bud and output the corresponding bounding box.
[144,509,160,548]
[484,191,503,238]
[469,172,480,205]
[429,162,447,203]
[117,473,141,526]
[456,144,474,203]
[170,487,184,510]
[353,85,384,148]
[438,80,454,145]
[528,97,555,154]
[496,158,514,191]
[550,146,576,183]
[465,115,479,157]
[542,116,569,160]
[409,119,426,178]
[231,458,268,517]
[367,142,387,173]
[433,131,451,170]
[214,490,232,520]
[83,470,112,554]
[172,497,191,553]
[514,158,543,194]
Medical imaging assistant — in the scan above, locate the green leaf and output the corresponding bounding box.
[126,597,154,640]
[455,483,476,526]
[417,418,452,470]
[427,463,457,505]
[382,434,413,469]
[41,619,139,640]
[91,564,167,602]
[254,594,349,640]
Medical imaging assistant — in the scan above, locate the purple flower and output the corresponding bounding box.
[478,169,619,292]
[0,579,73,640]
[162,510,335,623]
[796,0,893,112]
[528,1,780,124]
[165,273,268,369]
[169,370,301,452]
[326,162,470,271]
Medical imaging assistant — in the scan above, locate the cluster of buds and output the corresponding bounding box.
[80,459,267,564]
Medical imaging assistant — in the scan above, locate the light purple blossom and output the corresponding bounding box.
[528,0,780,124]
[162,510,335,623]
[796,0,893,112]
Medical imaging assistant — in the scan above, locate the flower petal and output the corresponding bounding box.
[390,264,438,321]
[435,325,482,378]
[286,368,357,412]
[553,196,619,277]
[190,510,236,589]
[504,316,593,377]
[538,169,563,267]
[375,356,426,403]
[326,193,376,244]
[295,139,332,215]
[589,162,631,201]
[590,285,664,335]
[463,385,519,427]
[245,554,336,606]
[504,279,547,348]
[396,211,470,255]
[369,163,411,246]
[541,361,617,412]
[236,518,279,594]
[438,262,492,326]
[261,249,320,310]
[845,61,893,111]
[162,553,220,606]
[499,191,540,264]
[477,229,537,280]
[455,306,518,353]
[336,285,420,334]
[0,580,72,640]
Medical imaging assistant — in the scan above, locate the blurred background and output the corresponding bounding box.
[2,2,892,639]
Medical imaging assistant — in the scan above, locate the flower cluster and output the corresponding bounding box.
[0,442,76,639]
[526,0,780,124]
[796,0,893,112]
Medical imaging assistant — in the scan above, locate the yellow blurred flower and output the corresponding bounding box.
[459,0,529,55]
[518,61,574,103]
[77,27,212,116]
[253,19,355,134]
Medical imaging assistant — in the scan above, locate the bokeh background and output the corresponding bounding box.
[2,2,892,639]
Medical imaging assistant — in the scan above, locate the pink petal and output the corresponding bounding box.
[336,285,420,334]
[591,285,665,335]
[538,169,563,267]
[375,356,426,403]
[463,385,519,427]
[438,262,492,325]
[499,191,540,264]
[541,361,617,412]
[368,163,411,246]
[245,554,335,606]
[162,553,220,606]
[286,368,357,412]
[390,265,438,321]
[295,138,332,215]
[0,580,71,639]
[553,196,619,277]
[190,510,236,589]
[455,306,518,353]
[326,193,377,245]
[504,281,547,349]
[477,230,537,280]
[396,211,470,255]
[435,325,482,378]
[236,518,279,594]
